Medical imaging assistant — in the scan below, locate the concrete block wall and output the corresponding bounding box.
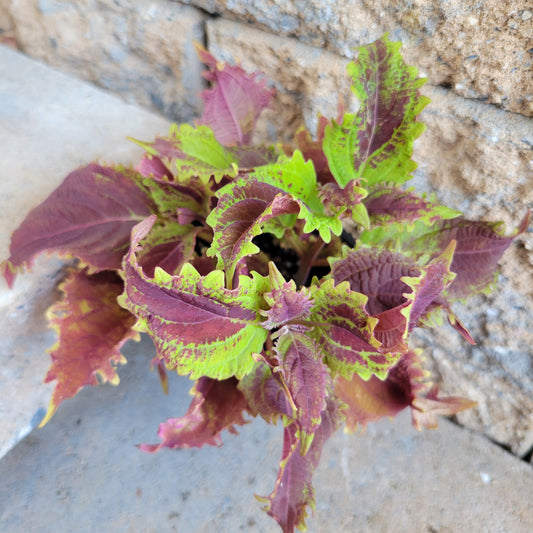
[1,1,532,457]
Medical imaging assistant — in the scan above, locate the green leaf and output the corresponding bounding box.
[323,34,430,188]
[206,177,300,284]
[250,150,323,212]
[119,216,270,380]
[131,123,238,184]
[249,151,344,242]
[308,279,393,380]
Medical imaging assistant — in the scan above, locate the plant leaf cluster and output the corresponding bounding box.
[2,37,528,533]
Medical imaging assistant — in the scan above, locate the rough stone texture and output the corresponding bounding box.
[185,0,533,116]
[412,86,533,456]
[0,3,12,30]
[205,19,353,143]
[0,45,169,459]
[1,336,532,532]
[0,4,17,47]
[6,0,206,122]
[207,18,533,456]
[205,18,356,143]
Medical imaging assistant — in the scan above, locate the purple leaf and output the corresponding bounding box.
[361,212,530,301]
[119,216,269,380]
[365,186,460,226]
[238,361,293,423]
[206,177,300,284]
[260,397,341,533]
[404,241,457,330]
[309,279,392,381]
[196,45,275,146]
[331,248,420,316]
[331,245,457,350]
[134,220,199,277]
[335,349,476,431]
[140,377,249,451]
[274,328,330,453]
[372,304,411,353]
[136,154,210,220]
[40,268,138,426]
[136,154,173,181]
[335,349,426,430]
[2,164,156,287]
[436,213,530,299]
[261,263,313,329]
[412,385,477,430]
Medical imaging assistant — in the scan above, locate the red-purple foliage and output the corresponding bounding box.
[1,35,528,533]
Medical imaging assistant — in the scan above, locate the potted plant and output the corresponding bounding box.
[2,35,528,533]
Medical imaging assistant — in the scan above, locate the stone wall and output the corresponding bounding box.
[1,0,532,457]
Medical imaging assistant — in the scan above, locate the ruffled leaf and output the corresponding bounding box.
[206,176,300,284]
[274,328,330,453]
[331,248,420,316]
[308,279,391,380]
[131,123,238,184]
[319,179,370,229]
[196,44,275,146]
[249,151,344,241]
[330,244,457,350]
[140,377,249,451]
[119,216,269,380]
[2,164,156,287]
[260,398,341,533]
[359,213,530,300]
[40,269,138,426]
[239,361,293,423]
[250,151,323,213]
[323,35,429,188]
[261,262,313,329]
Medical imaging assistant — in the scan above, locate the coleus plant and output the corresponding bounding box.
[2,36,529,532]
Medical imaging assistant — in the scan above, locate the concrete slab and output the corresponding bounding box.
[0,336,532,532]
[0,45,169,458]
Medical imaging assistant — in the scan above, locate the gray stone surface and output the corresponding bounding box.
[0,45,169,459]
[6,0,206,122]
[0,335,532,532]
[185,0,533,116]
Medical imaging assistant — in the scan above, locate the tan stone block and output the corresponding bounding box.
[416,85,533,293]
[0,3,13,30]
[407,87,532,455]
[8,0,206,121]
[186,0,533,116]
[206,18,356,143]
